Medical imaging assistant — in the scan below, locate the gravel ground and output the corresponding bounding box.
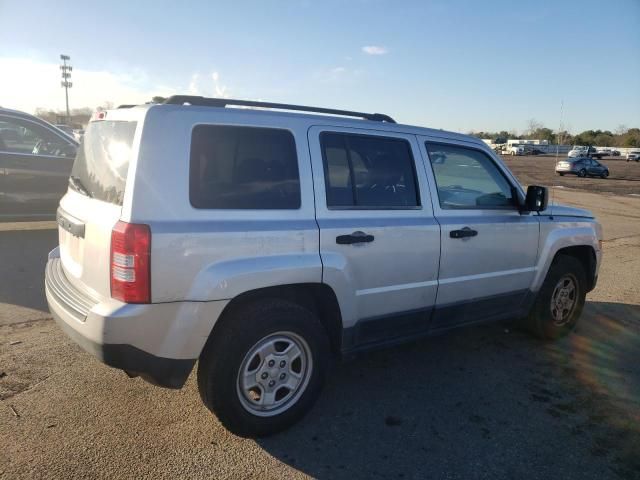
[0,191,639,480]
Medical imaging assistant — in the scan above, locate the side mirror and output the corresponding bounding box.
[524,185,548,212]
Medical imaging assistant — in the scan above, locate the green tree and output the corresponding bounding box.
[531,127,555,143]
[621,128,640,147]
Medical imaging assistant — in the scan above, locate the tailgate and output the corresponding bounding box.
[56,117,139,299]
[57,193,122,299]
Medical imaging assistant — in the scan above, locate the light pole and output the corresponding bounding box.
[60,54,73,123]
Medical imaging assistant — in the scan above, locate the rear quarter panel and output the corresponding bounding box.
[125,106,321,303]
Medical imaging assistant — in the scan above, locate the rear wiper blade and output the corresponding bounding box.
[68,175,92,198]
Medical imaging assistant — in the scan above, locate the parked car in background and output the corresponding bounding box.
[523,146,545,155]
[626,150,640,162]
[46,96,602,437]
[73,128,85,142]
[504,144,524,156]
[568,146,607,159]
[0,108,78,220]
[556,157,609,178]
[611,149,620,156]
[55,124,76,140]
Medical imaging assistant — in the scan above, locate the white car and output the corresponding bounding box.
[73,128,85,142]
[45,97,603,436]
[626,150,640,162]
[504,145,524,156]
[568,146,606,159]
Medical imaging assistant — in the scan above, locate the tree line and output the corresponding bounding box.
[470,121,640,147]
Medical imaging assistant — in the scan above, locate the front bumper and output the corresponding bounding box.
[45,249,227,388]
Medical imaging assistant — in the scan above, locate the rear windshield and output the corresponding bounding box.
[70,120,137,205]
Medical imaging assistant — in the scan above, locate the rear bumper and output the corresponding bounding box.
[45,249,228,388]
[51,310,195,388]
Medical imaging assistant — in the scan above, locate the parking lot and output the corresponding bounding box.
[503,154,640,196]
[1,187,639,478]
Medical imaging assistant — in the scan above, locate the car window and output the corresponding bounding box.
[426,143,514,209]
[320,132,420,209]
[0,116,75,158]
[190,125,300,209]
[70,120,137,205]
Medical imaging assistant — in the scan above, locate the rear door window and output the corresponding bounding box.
[190,125,300,210]
[70,120,137,205]
[320,132,420,208]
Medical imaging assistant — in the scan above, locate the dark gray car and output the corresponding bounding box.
[555,157,609,178]
[0,108,77,220]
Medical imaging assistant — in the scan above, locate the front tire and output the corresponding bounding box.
[601,171,609,179]
[526,255,587,339]
[197,299,330,437]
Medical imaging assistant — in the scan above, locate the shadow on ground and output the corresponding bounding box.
[258,301,640,479]
[0,228,57,316]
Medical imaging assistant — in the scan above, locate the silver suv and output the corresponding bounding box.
[46,97,602,436]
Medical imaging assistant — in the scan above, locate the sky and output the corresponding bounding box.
[1,0,639,134]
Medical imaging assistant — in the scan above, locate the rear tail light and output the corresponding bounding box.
[110,221,150,303]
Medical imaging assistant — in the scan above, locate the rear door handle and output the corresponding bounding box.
[450,227,478,239]
[336,231,375,245]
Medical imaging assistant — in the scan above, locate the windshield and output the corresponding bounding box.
[69,120,137,205]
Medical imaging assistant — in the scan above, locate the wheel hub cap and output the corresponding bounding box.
[237,332,312,417]
[550,274,578,326]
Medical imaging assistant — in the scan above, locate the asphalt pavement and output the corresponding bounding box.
[0,191,638,479]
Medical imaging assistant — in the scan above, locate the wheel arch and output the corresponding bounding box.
[533,222,601,294]
[205,283,344,358]
[552,245,598,292]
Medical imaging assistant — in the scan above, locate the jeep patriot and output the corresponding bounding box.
[46,96,602,436]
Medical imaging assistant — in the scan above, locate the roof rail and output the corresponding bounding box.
[117,104,136,109]
[162,95,396,123]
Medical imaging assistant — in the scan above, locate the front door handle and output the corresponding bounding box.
[336,231,375,245]
[450,227,478,239]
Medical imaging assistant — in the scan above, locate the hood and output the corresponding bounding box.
[542,203,594,218]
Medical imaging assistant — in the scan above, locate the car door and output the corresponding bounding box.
[308,126,440,350]
[418,138,539,330]
[588,159,603,175]
[0,114,76,219]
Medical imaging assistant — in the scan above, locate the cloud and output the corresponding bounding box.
[185,70,230,99]
[0,57,232,113]
[362,45,388,55]
[314,66,363,84]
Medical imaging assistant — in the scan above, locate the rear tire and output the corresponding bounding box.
[578,169,587,177]
[557,172,565,176]
[197,299,330,437]
[526,255,587,340]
